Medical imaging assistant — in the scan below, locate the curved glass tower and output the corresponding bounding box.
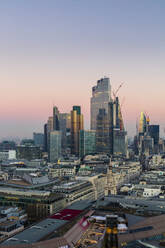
[90,77,112,130]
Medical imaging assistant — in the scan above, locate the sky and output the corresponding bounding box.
[0,0,165,139]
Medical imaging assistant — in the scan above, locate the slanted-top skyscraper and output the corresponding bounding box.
[53,106,60,131]
[91,77,112,130]
[110,97,127,156]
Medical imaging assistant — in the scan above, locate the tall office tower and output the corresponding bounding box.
[110,97,127,156]
[148,125,160,145]
[59,113,71,149]
[47,116,54,133]
[79,130,96,157]
[49,131,61,162]
[139,135,154,156]
[44,123,48,152]
[95,96,127,156]
[159,139,165,154]
[108,102,114,154]
[33,133,44,147]
[96,109,110,154]
[53,106,60,130]
[133,135,139,155]
[71,106,84,156]
[113,129,127,156]
[90,77,112,130]
[111,96,124,130]
[47,116,54,154]
[139,112,147,135]
[148,125,160,154]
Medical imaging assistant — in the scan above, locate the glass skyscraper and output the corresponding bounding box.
[95,97,127,156]
[90,77,112,130]
[79,130,96,157]
[49,131,61,162]
[33,132,44,147]
[53,106,60,131]
[59,113,71,149]
[148,125,159,145]
[96,109,110,154]
[139,112,147,135]
[71,106,84,156]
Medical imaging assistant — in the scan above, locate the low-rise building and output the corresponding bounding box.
[143,185,162,197]
[0,206,27,223]
[0,187,66,221]
[49,164,77,178]
[0,171,8,181]
[0,220,24,237]
[53,181,95,205]
[105,161,141,195]
[126,184,162,198]
[16,146,42,161]
[76,174,106,200]
[0,150,16,161]
[0,206,27,242]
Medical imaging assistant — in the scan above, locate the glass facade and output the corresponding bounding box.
[95,98,127,156]
[71,106,84,156]
[49,131,61,162]
[96,109,110,154]
[148,125,159,145]
[139,112,147,135]
[53,106,60,130]
[90,77,112,130]
[33,132,44,147]
[79,130,96,157]
[59,113,71,149]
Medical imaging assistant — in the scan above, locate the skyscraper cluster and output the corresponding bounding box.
[134,112,160,156]
[92,78,127,156]
[43,77,127,162]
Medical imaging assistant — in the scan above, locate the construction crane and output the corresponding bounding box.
[113,82,124,100]
[120,96,125,110]
[102,216,118,248]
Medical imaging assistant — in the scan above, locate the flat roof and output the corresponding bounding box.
[0,220,18,227]
[50,209,82,221]
[2,218,67,245]
[67,200,92,210]
[118,214,165,244]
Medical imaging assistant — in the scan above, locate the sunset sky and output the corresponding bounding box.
[0,0,165,139]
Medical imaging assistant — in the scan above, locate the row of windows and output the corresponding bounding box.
[129,226,153,234]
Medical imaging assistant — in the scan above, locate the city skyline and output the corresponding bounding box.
[0,0,165,138]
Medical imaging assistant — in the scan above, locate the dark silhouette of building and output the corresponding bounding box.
[71,106,84,156]
[148,125,159,145]
[44,123,48,152]
[96,109,110,154]
[0,141,16,152]
[96,97,127,156]
[53,106,60,131]
[33,133,44,147]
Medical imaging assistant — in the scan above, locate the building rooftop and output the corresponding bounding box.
[1,200,93,247]
[118,214,165,245]
[7,179,31,186]
[0,187,63,203]
[2,218,67,245]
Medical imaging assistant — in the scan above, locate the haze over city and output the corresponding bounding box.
[0,0,165,138]
[1,1,165,247]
